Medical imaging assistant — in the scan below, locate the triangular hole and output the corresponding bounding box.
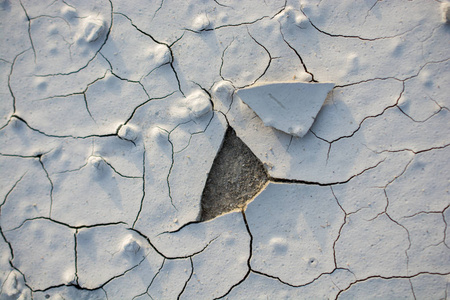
[200,126,268,221]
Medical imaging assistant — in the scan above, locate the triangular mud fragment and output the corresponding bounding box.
[200,127,268,221]
[236,82,335,137]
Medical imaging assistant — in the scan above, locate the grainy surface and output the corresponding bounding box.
[201,127,268,221]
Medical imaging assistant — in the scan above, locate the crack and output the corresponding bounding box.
[370,143,450,157]
[139,60,171,82]
[132,146,146,228]
[177,257,193,300]
[9,49,30,114]
[32,252,148,293]
[397,103,446,123]
[444,281,450,300]
[74,229,79,286]
[162,113,217,210]
[278,23,317,82]
[335,271,450,298]
[310,129,332,161]
[9,115,117,139]
[139,258,165,299]
[384,212,412,275]
[33,0,114,77]
[156,220,202,236]
[335,76,402,89]
[269,157,386,186]
[409,278,417,300]
[152,0,164,19]
[369,158,414,219]
[53,161,89,175]
[171,93,216,154]
[92,156,142,179]
[219,38,235,81]
[0,173,26,209]
[236,28,272,89]
[209,16,268,31]
[94,253,149,290]
[32,70,109,103]
[82,93,96,122]
[321,81,405,145]
[299,5,422,41]
[443,206,450,249]
[31,282,107,294]
[286,135,293,152]
[402,205,450,250]
[113,12,185,97]
[61,0,76,10]
[402,204,450,219]
[38,155,54,218]
[271,0,288,20]
[122,91,177,126]
[164,126,177,210]
[0,270,13,296]
[0,153,45,159]
[364,0,382,23]
[213,0,232,8]
[29,14,71,27]
[19,1,36,62]
[0,222,33,293]
[214,211,253,299]
[252,267,353,288]
[127,227,219,260]
[169,32,186,48]
[169,55,185,97]
[330,187,348,269]
[102,287,109,300]
[99,56,152,99]
[363,158,414,273]
[5,217,127,233]
[429,95,449,112]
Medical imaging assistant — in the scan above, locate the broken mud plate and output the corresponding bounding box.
[236,82,334,137]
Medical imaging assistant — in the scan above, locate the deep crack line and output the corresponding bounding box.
[240,27,272,89]
[165,128,177,211]
[152,0,165,20]
[19,0,36,62]
[9,115,117,139]
[113,12,186,97]
[74,229,79,286]
[128,228,219,260]
[320,81,406,146]
[269,157,387,186]
[334,271,450,299]
[144,259,166,299]
[279,24,317,82]
[5,217,127,233]
[0,174,26,209]
[298,5,421,42]
[213,211,253,299]
[219,38,235,81]
[132,146,147,229]
[330,186,348,269]
[177,257,194,300]
[38,155,54,218]
[8,49,30,114]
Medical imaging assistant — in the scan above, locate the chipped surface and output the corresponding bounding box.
[201,127,268,221]
[0,0,449,299]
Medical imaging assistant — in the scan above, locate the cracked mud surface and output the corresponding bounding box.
[1,0,449,299]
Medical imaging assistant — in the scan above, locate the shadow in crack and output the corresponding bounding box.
[200,126,268,221]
